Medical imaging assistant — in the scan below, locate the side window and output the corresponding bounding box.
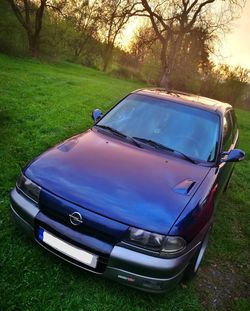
[222,112,233,151]
[229,110,238,141]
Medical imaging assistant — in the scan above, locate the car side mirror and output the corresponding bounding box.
[221,149,245,163]
[92,109,103,122]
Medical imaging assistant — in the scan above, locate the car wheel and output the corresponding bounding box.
[183,227,211,281]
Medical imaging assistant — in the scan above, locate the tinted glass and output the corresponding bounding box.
[223,112,233,151]
[98,94,220,162]
[229,110,238,141]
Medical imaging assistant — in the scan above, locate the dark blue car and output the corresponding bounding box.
[10,89,245,292]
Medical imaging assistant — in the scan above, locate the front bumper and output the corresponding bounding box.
[10,188,203,293]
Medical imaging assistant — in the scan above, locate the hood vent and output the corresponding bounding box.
[174,179,196,195]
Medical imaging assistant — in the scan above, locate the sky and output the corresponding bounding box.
[213,0,250,69]
[122,1,250,70]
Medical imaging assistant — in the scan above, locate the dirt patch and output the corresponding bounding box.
[194,261,249,310]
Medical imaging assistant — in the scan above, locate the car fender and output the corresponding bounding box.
[168,167,219,242]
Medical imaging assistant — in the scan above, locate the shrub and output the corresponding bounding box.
[111,67,144,82]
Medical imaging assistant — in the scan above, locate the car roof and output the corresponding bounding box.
[132,88,232,115]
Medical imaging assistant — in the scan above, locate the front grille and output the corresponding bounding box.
[34,213,111,273]
[38,190,126,248]
[41,206,116,246]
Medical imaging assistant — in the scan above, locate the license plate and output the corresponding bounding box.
[38,227,98,268]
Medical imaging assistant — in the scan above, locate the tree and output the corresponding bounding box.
[62,0,102,59]
[129,21,214,88]
[0,0,27,55]
[139,0,245,88]
[168,26,214,91]
[198,63,249,107]
[216,65,249,105]
[8,0,48,57]
[129,24,157,65]
[98,0,137,71]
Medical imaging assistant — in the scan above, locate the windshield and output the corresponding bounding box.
[97,94,220,162]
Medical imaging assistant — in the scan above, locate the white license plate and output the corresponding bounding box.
[38,227,98,268]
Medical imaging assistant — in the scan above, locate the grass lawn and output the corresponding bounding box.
[0,53,249,311]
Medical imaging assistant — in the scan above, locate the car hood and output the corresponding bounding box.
[25,129,210,234]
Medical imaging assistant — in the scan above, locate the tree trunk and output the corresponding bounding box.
[28,33,39,58]
[160,67,169,89]
[8,0,47,59]
[159,43,169,89]
[102,46,112,72]
[74,46,80,58]
[103,57,109,72]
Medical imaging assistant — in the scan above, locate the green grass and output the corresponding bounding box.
[0,53,249,311]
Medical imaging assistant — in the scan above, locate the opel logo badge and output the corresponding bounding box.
[69,212,83,226]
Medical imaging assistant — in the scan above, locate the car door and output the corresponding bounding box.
[216,110,237,196]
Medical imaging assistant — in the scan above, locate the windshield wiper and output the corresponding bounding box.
[172,149,197,164]
[95,125,127,137]
[132,137,173,152]
[132,137,197,164]
[95,125,142,148]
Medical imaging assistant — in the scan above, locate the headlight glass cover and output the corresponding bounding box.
[126,227,186,255]
[128,227,164,251]
[161,236,186,254]
[16,174,41,204]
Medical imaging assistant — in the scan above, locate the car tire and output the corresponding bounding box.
[183,227,211,281]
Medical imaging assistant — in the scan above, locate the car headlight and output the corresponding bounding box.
[161,236,186,254]
[126,227,186,255]
[16,174,41,204]
[128,227,164,250]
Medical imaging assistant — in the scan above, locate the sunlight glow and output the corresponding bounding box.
[120,2,250,70]
[213,0,250,69]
